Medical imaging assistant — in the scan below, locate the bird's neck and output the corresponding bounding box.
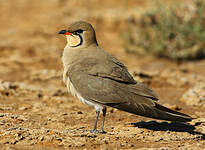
[62,47,76,68]
[62,44,100,67]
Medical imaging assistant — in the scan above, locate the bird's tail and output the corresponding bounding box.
[109,102,192,122]
[152,103,192,122]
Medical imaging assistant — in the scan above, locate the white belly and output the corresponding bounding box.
[66,77,102,112]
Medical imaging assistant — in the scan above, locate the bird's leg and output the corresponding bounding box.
[100,107,107,133]
[92,109,100,133]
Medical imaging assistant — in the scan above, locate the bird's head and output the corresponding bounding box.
[58,21,98,48]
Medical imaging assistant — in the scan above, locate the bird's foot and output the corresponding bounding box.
[99,129,107,134]
[90,129,98,134]
[90,129,106,134]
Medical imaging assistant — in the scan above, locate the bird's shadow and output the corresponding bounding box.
[130,121,205,140]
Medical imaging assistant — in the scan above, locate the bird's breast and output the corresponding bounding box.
[66,77,102,111]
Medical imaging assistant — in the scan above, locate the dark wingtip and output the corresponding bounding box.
[155,103,193,122]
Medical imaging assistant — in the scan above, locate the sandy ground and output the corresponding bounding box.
[0,0,205,149]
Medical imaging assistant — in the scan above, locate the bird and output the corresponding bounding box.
[58,21,192,133]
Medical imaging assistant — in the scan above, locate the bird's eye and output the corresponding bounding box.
[73,29,83,34]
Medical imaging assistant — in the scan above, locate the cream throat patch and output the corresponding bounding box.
[66,34,82,47]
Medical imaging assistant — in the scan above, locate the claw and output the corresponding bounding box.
[90,129,106,134]
[99,129,107,134]
[90,129,98,134]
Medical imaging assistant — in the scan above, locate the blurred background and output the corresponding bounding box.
[0,0,205,149]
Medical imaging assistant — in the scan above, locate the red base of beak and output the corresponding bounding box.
[65,32,72,35]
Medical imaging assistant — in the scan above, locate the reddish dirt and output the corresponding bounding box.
[0,0,205,149]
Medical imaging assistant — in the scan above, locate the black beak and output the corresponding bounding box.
[58,30,67,34]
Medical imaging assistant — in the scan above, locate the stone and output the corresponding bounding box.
[180,83,205,106]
